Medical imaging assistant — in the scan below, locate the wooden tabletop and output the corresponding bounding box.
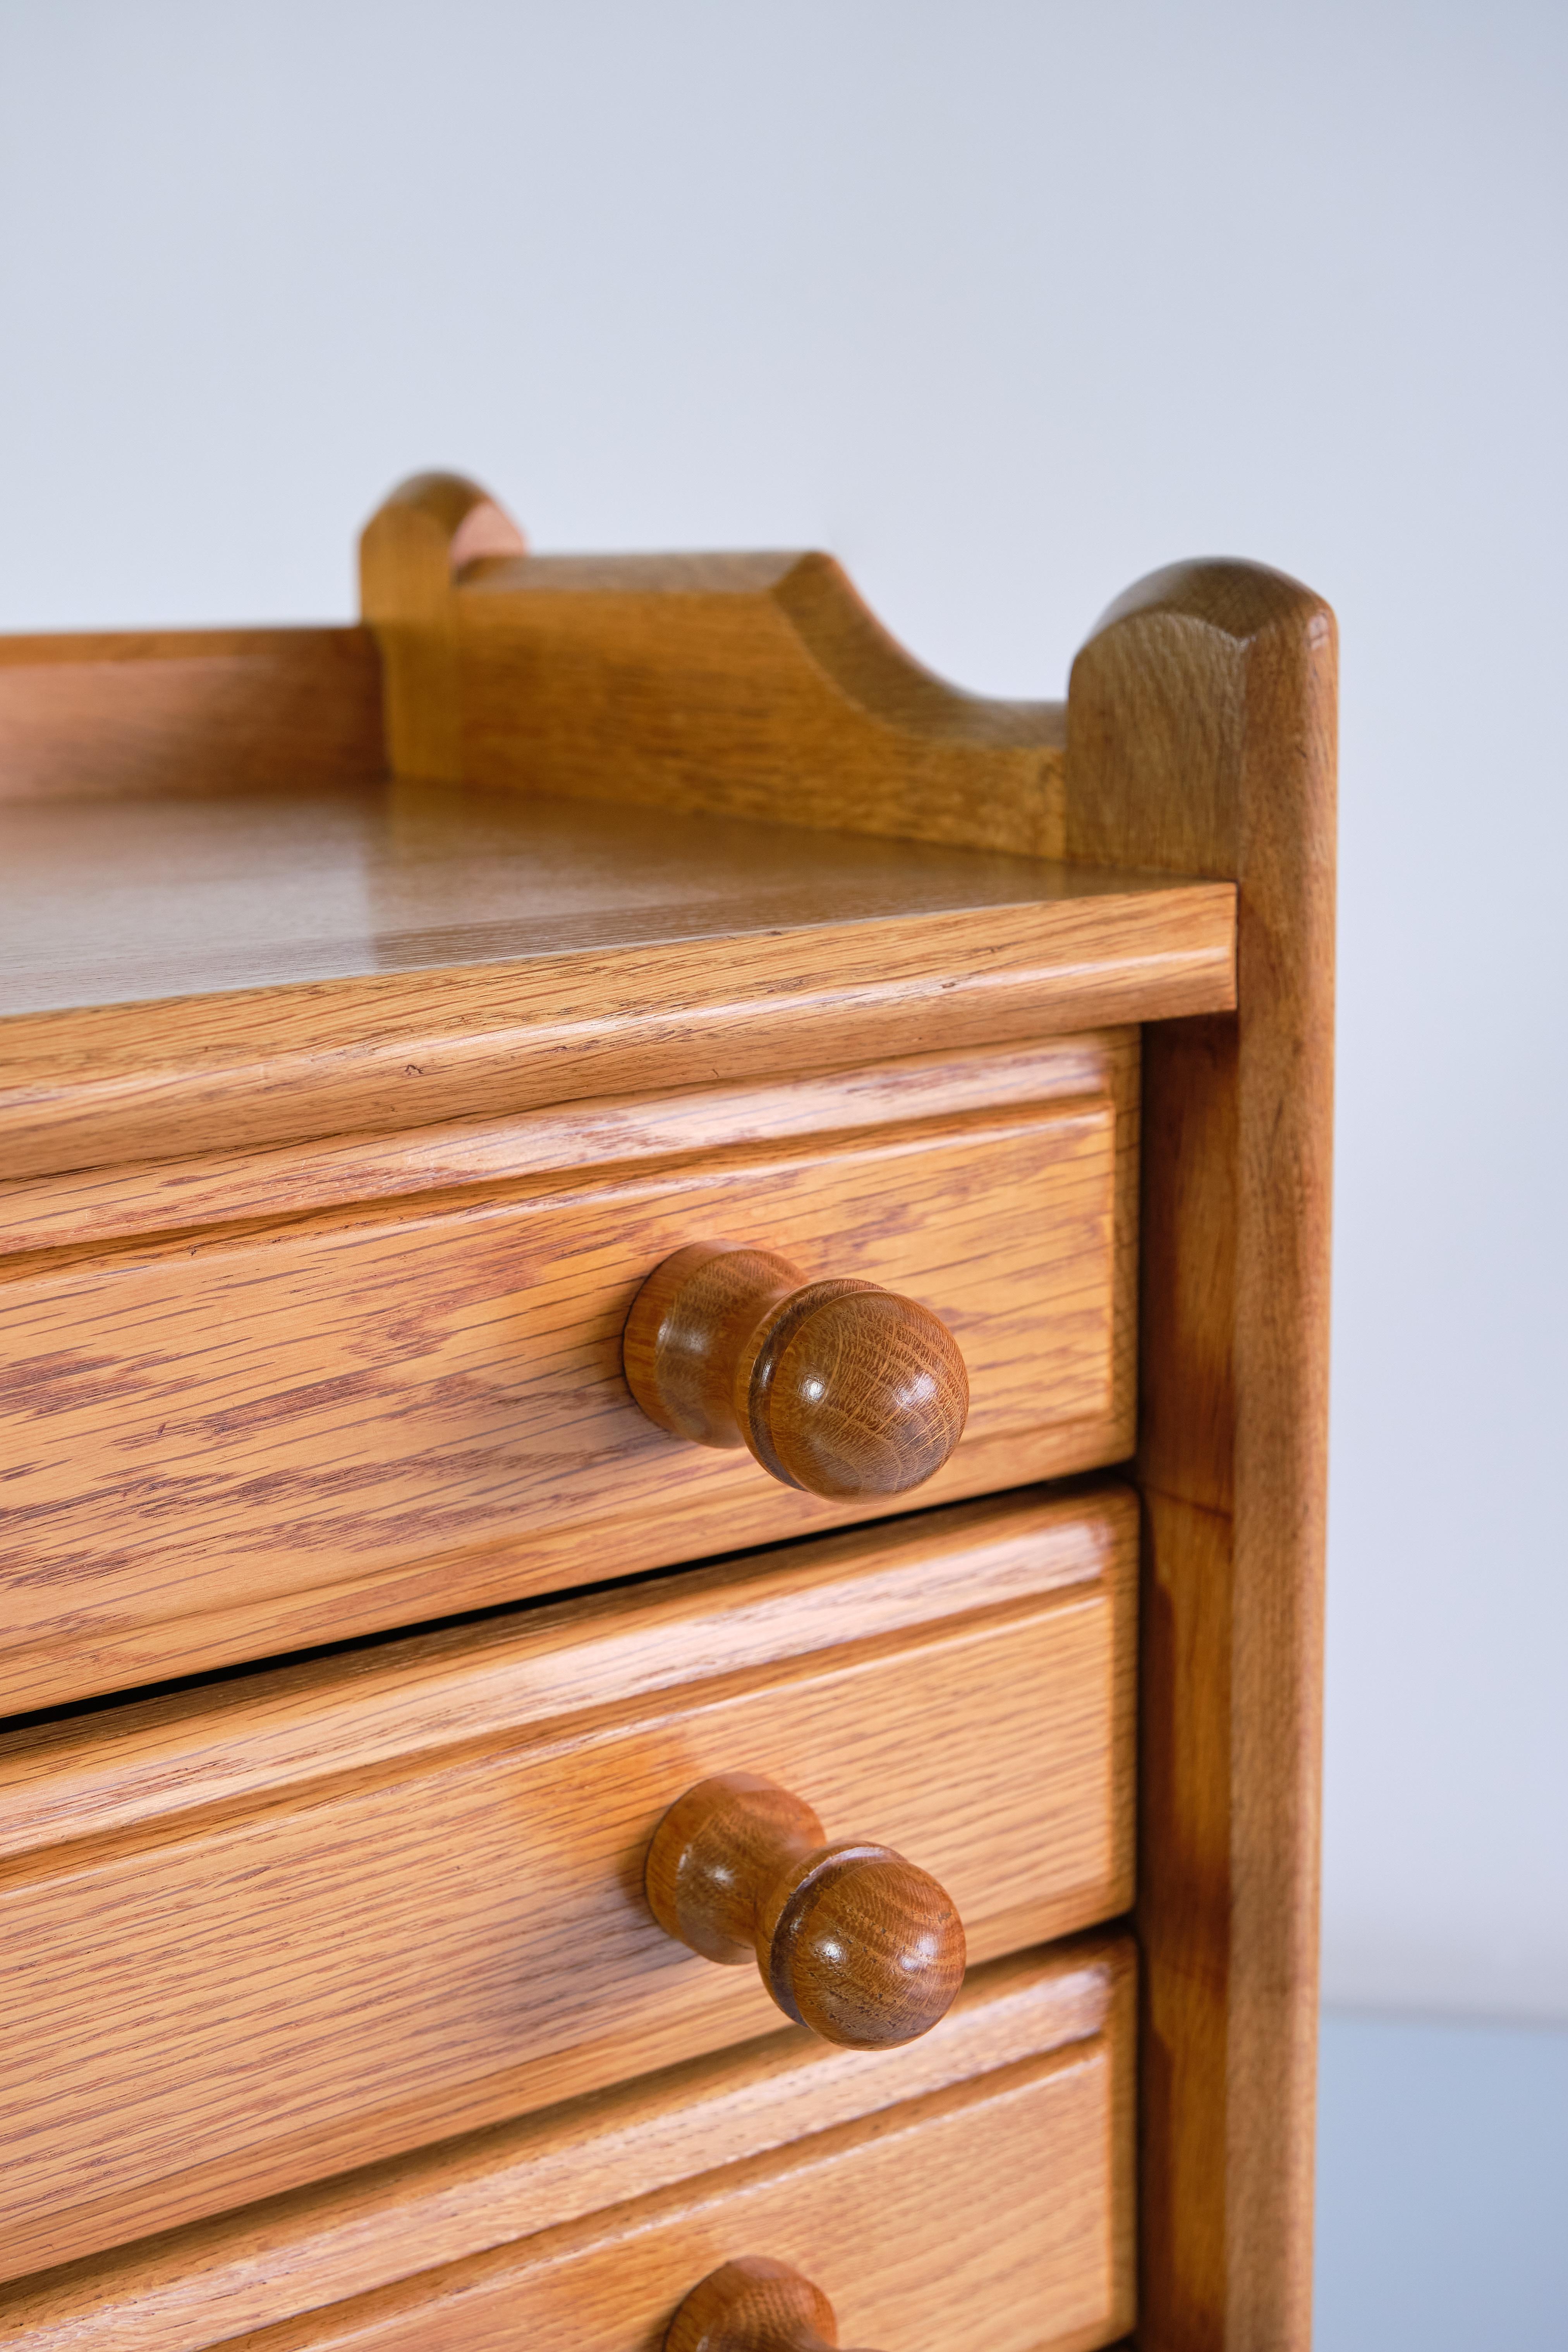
[0,781,1234,1177]
[1,779,1219,1019]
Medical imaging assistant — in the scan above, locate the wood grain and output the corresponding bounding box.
[360,474,526,785]
[0,1485,1135,2281]
[0,1941,1127,2352]
[645,1773,965,2047]
[664,2255,860,2352]
[456,553,1068,856]
[357,476,1067,857]
[0,1070,1132,1712]
[179,2001,1134,2352]
[0,628,383,802]
[0,1035,1125,1255]
[1,774,1156,1027]
[624,1245,969,1499]
[0,811,1229,1178]
[1067,559,1335,2352]
[0,494,1329,2350]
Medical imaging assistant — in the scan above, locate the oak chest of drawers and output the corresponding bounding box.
[0,475,1334,2352]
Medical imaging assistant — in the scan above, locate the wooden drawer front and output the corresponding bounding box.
[0,1035,1135,1712]
[254,2027,1133,2352]
[0,1488,1134,2282]
[0,1942,1134,2352]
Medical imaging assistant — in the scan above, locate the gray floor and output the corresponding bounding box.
[1314,2009,1568,2347]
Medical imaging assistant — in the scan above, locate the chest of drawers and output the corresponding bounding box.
[0,475,1334,2352]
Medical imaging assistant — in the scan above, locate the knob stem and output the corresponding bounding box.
[645,1772,965,2049]
[624,1242,968,1499]
[624,1244,806,1452]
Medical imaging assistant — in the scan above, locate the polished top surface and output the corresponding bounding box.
[0,782,1171,1018]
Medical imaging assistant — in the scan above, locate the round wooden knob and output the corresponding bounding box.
[623,1243,968,1500]
[667,2258,880,2352]
[645,1771,965,2049]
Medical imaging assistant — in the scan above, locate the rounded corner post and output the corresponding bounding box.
[1067,557,1336,2351]
[359,473,526,782]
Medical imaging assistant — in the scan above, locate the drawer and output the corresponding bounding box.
[0,1485,1134,2280]
[0,1033,1136,1711]
[0,1941,1135,2352]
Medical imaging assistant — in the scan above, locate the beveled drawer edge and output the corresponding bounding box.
[0,1484,1134,1866]
[0,1937,1133,2352]
[0,1035,1131,1257]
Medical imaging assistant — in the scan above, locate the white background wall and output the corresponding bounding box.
[2,0,1564,2019]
